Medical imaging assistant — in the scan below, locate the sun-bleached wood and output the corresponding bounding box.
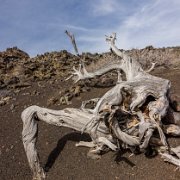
[22,33,180,179]
[22,106,116,179]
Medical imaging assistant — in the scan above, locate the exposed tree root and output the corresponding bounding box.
[22,33,180,179]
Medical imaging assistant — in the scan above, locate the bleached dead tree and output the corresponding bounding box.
[22,33,180,180]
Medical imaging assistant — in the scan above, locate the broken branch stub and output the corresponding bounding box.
[22,33,180,179]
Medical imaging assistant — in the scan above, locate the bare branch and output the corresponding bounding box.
[66,61,121,83]
[65,30,79,56]
[160,153,180,167]
[22,105,114,179]
[105,33,128,60]
[146,62,157,73]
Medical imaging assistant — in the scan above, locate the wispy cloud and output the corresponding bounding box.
[90,0,120,16]
[115,0,180,49]
[63,24,90,32]
[76,0,180,52]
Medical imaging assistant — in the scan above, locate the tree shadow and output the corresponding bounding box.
[113,149,136,167]
[44,132,91,172]
[114,145,159,167]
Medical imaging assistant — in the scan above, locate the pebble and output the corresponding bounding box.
[10,104,15,110]
[47,97,58,106]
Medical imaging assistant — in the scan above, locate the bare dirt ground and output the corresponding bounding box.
[0,68,180,180]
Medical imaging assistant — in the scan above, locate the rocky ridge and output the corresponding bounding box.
[0,46,180,107]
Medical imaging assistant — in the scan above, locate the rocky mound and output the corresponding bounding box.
[0,47,29,62]
[0,46,179,107]
[0,46,180,89]
[128,45,180,68]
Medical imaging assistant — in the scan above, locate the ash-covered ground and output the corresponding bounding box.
[0,46,180,180]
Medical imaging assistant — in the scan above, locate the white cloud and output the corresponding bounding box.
[90,0,120,16]
[115,0,180,49]
[77,0,180,53]
[0,0,179,56]
[63,24,90,32]
[78,36,102,42]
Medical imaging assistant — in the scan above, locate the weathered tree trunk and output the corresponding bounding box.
[22,33,180,179]
[22,105,116,179]
[69,33,171,146]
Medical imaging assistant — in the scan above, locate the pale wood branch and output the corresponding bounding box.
[65,30,79,56]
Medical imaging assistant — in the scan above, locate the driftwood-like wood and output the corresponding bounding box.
[22,33,180,180]
[22,106,115,179]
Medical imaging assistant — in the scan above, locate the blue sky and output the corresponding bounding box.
[0,0,180,57]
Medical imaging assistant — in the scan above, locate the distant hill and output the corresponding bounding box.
[0,46,180,89]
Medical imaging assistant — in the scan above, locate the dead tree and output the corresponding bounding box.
[22,33,180,180]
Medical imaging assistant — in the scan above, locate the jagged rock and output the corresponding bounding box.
[170,94,180,112]
[82,86,91,92]
[47,97,58,106]
[32,90,40,96]
[4,76,20,86]
[0,96,11,106]
[10,104,15,110]
[0,46,180,91]
[59,96,71,105]
[0,47,29,62]
[73,85,81,96]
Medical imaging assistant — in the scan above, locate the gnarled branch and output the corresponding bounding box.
[22,33,180,180]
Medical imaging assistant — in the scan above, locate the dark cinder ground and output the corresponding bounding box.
[0,69,180,180]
